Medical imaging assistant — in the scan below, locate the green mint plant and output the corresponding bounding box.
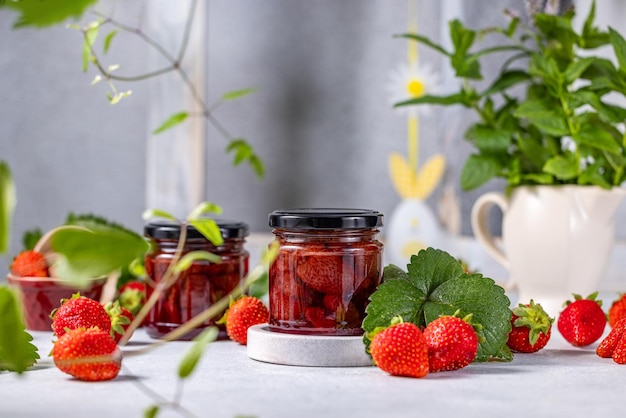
[396,1,626,192]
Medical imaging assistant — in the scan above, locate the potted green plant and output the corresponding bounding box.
[396,1,626,314]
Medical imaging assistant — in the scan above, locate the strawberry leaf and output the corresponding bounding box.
[362,248,512,362]
[0,286,40,373]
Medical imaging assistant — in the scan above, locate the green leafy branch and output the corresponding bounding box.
[76,1,264,178]
[396,1,626,192]
[0,0,264,179]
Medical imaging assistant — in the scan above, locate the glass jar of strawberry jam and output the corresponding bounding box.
[144,219,249,340]
[268,209,383,336]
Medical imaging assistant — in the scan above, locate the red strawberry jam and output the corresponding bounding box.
[144,219,249,340]
[268,209,383,336]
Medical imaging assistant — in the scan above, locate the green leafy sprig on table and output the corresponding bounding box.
[363,248,512,362]
[396,1,626,192]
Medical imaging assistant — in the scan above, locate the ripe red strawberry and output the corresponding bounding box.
[596,318,626,358]
[223,296,269,345]
[557,293,606,347]
[104,301,133,343]
[612,332,626,364]
[369,319,429,378]
[118,280,146,317]
[423,314,479,372]
[506,300,553,353]
[51,294,112,338]
[10,250,49,277]
[52,327,122,381]
[608,294,626,329]
[296,255,351,294]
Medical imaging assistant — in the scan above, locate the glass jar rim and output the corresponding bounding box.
[268,208,383,229]
[144,219,249,240]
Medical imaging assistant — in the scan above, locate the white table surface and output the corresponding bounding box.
[1,322,624,418]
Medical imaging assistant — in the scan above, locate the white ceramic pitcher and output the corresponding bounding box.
[471,185,626,316]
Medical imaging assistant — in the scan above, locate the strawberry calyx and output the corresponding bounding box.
[365,316,404,342]
[564,292,602,308]
[50,292,83,320]
[512,300,553,346]
[104,301,132,339]
[448,310,485,343]
[216,296,242,325]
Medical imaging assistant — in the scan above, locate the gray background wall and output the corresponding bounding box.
[1,0,623,275]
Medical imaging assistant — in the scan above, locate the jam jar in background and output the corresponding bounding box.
[268,209,383,336]
[144,219,249,340]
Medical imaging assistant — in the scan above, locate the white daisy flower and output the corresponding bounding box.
[387,62,440,115]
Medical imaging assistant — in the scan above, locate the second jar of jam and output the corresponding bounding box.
[268,208,383,336]
[144,219,249,340]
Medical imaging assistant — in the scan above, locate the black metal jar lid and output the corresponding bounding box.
[268,208,383,229]
[144,219,249,240]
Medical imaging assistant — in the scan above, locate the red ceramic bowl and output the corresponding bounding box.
[7,274,105,331]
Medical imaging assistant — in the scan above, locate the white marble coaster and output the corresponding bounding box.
[247,324,373,367]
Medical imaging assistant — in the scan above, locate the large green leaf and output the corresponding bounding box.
[573,123,621,154]
[460,154,501,191]
[482,70,531,96]
[514,100,570,137]
[0,162,15,254]
[397,33,450,56]
[0,286,39,373]
[50,225,150,285]
[2,0,97,28]
[362,248,512,362]
[464,124,512,153]
[610,27,626,74]
[395,92,468,108]
[543,154,579,180]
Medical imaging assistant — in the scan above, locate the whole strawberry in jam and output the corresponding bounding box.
[369,318,429,378]
[10,250,49,277]
[222,296,269,345]
[52,327,121,381]
[296,253,352,294]
[423,314,479,372]
[608,294,626,329]
[507,300,553,353]
[51,294,112,337]
[557,293,606,347]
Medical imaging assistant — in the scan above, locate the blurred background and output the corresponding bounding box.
[1,0,624,276]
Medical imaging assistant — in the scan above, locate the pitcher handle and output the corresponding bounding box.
[470,192,514,291]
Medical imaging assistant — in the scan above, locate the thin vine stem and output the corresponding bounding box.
[83,1,222,141]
